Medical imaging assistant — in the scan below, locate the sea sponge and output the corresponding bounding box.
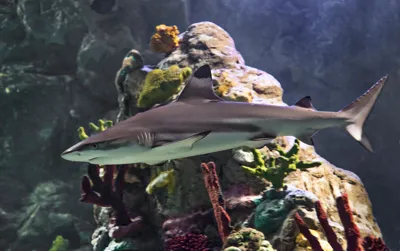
[136,65,192,109]
[150,24,180,53]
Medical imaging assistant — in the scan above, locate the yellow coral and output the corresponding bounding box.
[146,169,176,195]
[137,65,192,109]
[150,24,180,53]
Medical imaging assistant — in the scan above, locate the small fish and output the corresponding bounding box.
[61,65,388,166]
[90,0,116,15]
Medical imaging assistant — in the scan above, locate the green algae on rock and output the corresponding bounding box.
[136,65,192,109]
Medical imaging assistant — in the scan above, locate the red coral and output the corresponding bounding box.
[363,236,390,251]
[165,233,210,251]
[80,164,144,238]
[314,200,343,251]
[201,162,232,242]
[294,213,324,251]
[336,194,362,251]
[294,193,389,251]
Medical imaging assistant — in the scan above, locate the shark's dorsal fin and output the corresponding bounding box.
[295,96,316,110]
[177,65,223,102]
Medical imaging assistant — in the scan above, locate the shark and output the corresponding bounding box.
[61,65,388,166]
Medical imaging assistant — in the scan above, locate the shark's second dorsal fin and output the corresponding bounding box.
[177,64,223,102]
[295,96,316,110]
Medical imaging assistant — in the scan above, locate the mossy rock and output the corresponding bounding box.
[136,65,192,109]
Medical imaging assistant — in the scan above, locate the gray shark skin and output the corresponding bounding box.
[61,65,388,165]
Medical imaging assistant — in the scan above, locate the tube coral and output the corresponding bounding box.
[294,193,389,251]
[201,162,232,242]
[150,24,180,53]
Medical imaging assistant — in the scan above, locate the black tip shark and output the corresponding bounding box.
[61,65,388,165]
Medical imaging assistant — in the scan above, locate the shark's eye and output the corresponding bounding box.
[92,144,98,149]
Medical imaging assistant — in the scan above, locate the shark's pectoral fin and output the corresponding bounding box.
[297,133,315,146]
[153,131,212,154]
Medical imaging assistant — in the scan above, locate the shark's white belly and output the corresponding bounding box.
[98,132,265,165]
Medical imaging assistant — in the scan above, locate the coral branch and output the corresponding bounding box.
[294,213,324,251]
[201,162,232,242]
[336,193,362,251]
[314,200,343,251]
[294,193,389,251]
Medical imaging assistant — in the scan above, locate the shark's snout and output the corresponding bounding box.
[61,150,82,161]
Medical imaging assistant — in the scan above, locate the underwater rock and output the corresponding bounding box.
[158,21,245,69]
[10,181,84,251]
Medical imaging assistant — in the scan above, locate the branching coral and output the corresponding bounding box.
[145,168,176,195]
[150,24,180,53]
[137,65,192,109]
[294,193,389,251]
[241,139,321,189]
[78,119,113,140]
[165,233,210,251]
[201,162,232,242]
[81,164,144,239]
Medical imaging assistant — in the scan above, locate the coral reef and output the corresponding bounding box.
[49,236,69,251]
[242,139,322,189]
[150,24,180,54]
[82,22,385,251]
[222,228,276,251]
[294,193,389,251]
[136,65,192,109]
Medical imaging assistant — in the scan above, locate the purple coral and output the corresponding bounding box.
[165,233,210,251]
[80,164,144,238]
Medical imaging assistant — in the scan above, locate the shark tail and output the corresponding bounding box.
[339,75,388,152]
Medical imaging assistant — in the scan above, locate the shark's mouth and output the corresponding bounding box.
[89,157,98,162]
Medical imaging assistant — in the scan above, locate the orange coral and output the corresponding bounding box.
[150,24,180,53]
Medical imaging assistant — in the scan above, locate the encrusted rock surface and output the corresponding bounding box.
[103,21,382,251]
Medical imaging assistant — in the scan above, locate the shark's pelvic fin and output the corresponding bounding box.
[340,75,388,152]
[295,96,317,111]
[152,130,212,154]
[177,64,224,102]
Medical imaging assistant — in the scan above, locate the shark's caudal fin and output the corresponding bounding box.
[339,75,388,152]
